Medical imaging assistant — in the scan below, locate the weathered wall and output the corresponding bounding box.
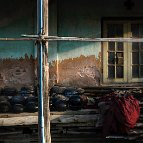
[0,0,36,88]
[49,0,143,87]
[0,56,36,89]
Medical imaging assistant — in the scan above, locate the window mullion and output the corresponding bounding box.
[115,42,117,79]
[124,23,129,82]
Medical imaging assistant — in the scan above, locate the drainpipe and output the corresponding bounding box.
[37,0,45,142]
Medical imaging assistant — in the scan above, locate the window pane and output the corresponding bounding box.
[117,58,123,65]
[132,52,139,64]
[140,24,143,38]
[131,24,139,37]
[108,42,115,51]
[132,65,139,78]
[132,43,139,51]
[117,42,123,51]
[108,66,115,79]
[140,66,143,77]
[140,43,143,51]
[116,24,123,37]
[116,66,123,78]
[107,24,123,37]
[116,52,123,57]
[116,52,123,64]
[141,52,143,64]
[108,52,115,64]
[107,24,115,37]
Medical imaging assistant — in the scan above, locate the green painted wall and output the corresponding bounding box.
[58,0,101,61]
[49,0,143,62]
[0,0,36,59]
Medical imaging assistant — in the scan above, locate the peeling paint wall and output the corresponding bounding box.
[57,55,101,87]
[49,0,102,87]
[0,56,36,89]
[49,0,143,87]
[0,0,36,88]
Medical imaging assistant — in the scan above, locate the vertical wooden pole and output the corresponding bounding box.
[43,0,51,143]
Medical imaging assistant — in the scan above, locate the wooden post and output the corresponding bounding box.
[43,0,51,142]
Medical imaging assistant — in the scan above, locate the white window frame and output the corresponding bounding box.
[103,20,143,84]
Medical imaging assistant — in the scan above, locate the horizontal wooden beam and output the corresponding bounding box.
[0,116,38,126]
[51,114,98,124]
[0,112,38,118]
[0,111,142,127]
[0,110,98,126]
[22,35,143,42]
[47,36,143,42]
[50,109,99,115]
[0,38,37,41]
[0,114,98,126]
[0,35,143,42]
